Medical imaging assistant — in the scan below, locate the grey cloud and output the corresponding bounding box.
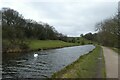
[2,1,118,36]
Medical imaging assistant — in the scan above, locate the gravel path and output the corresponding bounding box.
[102,46,118,78]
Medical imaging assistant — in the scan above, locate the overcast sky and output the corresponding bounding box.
[0,0,119,36]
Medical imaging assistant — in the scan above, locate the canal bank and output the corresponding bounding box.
[52,45,106,78]
[3,40,79,53]
[2,45,95,78]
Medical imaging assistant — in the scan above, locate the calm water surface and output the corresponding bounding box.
[2,45,95,78]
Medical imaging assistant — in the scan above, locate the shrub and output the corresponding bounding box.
[81,41,85,45]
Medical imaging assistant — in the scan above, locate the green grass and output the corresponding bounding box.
[3,38,95,52]
[52,45,106,78]
[79,37,92,43]
[76,37,97,45]
[28,40,78,50]
[3,39,79,52]
[101,48,106,78]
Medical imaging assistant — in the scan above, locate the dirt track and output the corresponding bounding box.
[102,46,118,78]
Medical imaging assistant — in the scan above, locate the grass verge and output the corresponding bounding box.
[28,40,78,50]
[52,45,106,78]
[101,48,106,78]
[3,39,79,53]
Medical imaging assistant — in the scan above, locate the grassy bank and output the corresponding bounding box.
[101,48,106,78]
[28,40,78,51]
[3,38,93,53]
[77,37,94,44]
[3,40,79,53]
[52,45,106,78]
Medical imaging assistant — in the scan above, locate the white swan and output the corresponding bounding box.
[34,53,38,57]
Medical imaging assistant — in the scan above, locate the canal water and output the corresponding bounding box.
[2,45,95,78]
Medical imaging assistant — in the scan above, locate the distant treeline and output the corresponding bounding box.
[2,7,119,52]
[2,8,73,52]
[82,15,119,48]
[2,8,69,41]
